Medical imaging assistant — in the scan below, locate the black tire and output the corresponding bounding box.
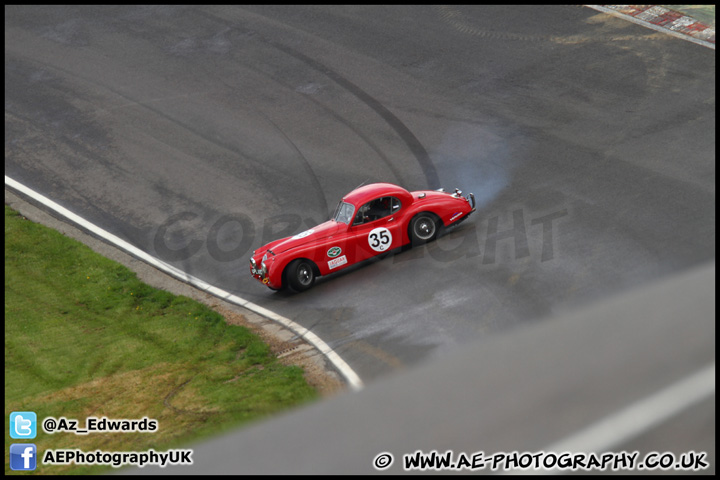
[285,259,316,292]
[410,213,439,246]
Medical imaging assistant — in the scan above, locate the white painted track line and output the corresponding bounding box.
[523,362,715,475]
[5,175,364,391]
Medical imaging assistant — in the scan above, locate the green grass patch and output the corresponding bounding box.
[664,5,715,28]
[5,205,318,474]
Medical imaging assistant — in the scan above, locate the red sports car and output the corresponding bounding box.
[250,182,476,292]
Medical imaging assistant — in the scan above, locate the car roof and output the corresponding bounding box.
[342,182,411,206]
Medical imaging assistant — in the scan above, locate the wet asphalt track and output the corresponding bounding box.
[5,5,715,471]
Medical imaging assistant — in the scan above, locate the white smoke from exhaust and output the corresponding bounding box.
[432,122,518,211]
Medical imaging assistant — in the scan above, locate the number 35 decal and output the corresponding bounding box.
[368,227,392,252]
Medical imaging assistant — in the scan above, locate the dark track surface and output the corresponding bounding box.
[5,5,714,382]
[127,262,715,475]
[5,2,714,422]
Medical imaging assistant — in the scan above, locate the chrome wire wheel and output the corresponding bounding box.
[412,214,437,242]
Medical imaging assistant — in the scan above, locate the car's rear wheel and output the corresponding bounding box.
[285,259,316,292]
[410,213,439,245]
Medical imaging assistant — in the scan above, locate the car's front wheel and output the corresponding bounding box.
[285,259,316,292]
[410,213,439,246]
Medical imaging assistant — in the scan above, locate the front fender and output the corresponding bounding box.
[263,255,290,290]
[266,250,325,289]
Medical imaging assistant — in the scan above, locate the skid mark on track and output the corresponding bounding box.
[294,90,408,187]
[253,107,329,216]
[436,5,550,42]
[196,8,440,189]
[94,91,214,114]
[9,53,271,173]
[9,48,330,216]
[219,62,404,209]
[267,43,440,189]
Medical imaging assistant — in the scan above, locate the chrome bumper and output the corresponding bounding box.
[249,258,267,278]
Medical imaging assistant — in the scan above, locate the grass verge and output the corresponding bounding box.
[5,205,318,474]
[664,5,715,28]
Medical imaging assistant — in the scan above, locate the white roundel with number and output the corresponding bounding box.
[291,229,314,240]
[368,227,392,252]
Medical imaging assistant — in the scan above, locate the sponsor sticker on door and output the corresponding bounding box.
[328,255,348,270]
[327,246,342,258]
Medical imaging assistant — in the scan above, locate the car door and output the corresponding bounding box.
[349,196,403,262]
[315,235,354,275]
